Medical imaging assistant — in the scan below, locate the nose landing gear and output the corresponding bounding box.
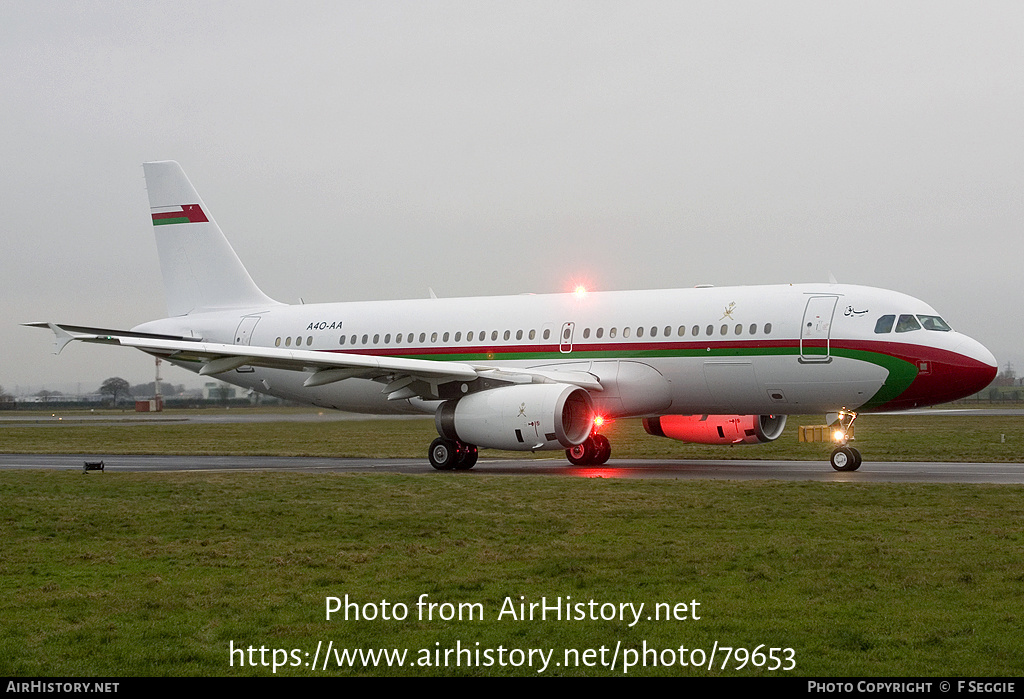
[829,410,862,471]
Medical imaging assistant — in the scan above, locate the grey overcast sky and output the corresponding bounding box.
[3,1,1022,395]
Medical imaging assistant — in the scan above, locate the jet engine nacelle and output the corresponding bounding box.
[436,383,594,451]
[642,414,787,445]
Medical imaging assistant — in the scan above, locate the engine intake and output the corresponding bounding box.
[643,414,787,445]
[436,383,594,451]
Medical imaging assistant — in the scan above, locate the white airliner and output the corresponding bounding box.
[29,161,997,471]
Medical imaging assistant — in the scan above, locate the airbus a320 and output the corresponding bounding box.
[28,161,997,471]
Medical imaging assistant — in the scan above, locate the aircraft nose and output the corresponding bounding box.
[955,336,997,372]
[877,333,998,411]
[953,336,998,395]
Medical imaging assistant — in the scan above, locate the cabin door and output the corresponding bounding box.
[800,296,838,362]
[234,316,260,345]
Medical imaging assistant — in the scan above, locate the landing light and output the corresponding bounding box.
[574,285,588,298]
[833,430,845,442]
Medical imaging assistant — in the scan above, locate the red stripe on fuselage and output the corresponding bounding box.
[835,340,996,410]
[320,337,994,409]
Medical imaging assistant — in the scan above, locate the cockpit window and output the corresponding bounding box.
[874,315,895,334]
[895,314,921,333]
[917,315,951,331]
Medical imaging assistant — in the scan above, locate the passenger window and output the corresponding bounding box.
[351,335,357,345]
[596,328,604,339]
[692,325,699,336]
[285,337,291,347]
[455,332,462,342]
[720,325,728,335]
[503,330,510,341]
[276,337,282,347]
[384,334,391,344]
[431,332,438,343]
[735,324,742,335]
[307,336,313,346]
[764,323,772,334]
[636,327,643,338]
[529,329,536,340]
[610,327,617,338]
[467,331,474,342]
[706,325,713,336]
[516,329,523,340]
[491,331,498,341]
[362,334,369,344]
[623,327,631,338]
[443,332,450,342]
[676,326,683,337]
[373,334,380,344]
[582,328,590,339]
[395,333,402,344]
[874,315,895,334]
[543,329,551,340]
[419,333,426,343]
[895,314,921,333]
[407,333,413,343]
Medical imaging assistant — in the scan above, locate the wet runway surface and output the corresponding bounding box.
[3,453,1023,483]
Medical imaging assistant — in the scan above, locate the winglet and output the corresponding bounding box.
[45,323,76,355]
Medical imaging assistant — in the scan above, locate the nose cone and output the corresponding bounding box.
[955,336,998,374]
[924,336,998,405]
[949,336,998,398]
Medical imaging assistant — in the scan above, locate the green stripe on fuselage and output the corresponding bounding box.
[153,217,189,226]
[831,348,918,409]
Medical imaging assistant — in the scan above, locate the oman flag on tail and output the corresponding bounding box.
[151,204,209,225]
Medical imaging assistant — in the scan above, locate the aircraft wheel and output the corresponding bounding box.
[593,434,611,465]
[830,446,860,472]
[454,442,478,470]
[429,437,458,470]
[849,447,862,471]
[566,438,595,466]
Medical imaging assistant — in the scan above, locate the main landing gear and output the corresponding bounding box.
[428,437,478,471]
[829,409,862,472]
[565,433,611,466]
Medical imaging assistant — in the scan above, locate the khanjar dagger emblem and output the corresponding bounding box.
[720,302,737,320]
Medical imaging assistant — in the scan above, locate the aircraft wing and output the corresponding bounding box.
[25,323,602,399]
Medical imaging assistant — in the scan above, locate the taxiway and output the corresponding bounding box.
[2,453,1022,484]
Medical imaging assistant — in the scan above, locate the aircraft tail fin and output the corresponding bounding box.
[143,161,280,316]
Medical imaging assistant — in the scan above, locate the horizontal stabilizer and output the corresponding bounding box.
[22,322,199,355]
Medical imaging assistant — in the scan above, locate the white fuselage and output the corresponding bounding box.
[134,282,996,417]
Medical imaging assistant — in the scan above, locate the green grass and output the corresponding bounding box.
[1,411,1022,462]
[2,410,1022,676]
[2,471,1023,676]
